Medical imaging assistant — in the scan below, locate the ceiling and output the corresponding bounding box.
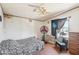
[1,3,78,21]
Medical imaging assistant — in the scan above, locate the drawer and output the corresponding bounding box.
[69,46,79,49]
[69,43,79,47]
[69,41,79,44]
[69,50,79,55]
[69,37,79,40]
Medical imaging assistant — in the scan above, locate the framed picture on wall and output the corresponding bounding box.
[0,16,2,21]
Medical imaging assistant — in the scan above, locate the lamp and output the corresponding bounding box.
[40,26,48,42]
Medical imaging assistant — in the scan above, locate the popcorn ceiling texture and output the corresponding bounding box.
[0,37,44,55]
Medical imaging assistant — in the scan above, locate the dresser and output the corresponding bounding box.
[69,32,79,55]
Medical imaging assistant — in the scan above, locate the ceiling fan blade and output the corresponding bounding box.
[28,3,44,8]
[28,4,40,8]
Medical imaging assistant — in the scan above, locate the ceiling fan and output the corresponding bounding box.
[28,3,48,16]
[28,3,43,8]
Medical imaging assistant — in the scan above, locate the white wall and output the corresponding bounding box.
[33,21,44,38]
[44,7,79,35]
[2,6,79,41]
[0,5,5,42]
[4,17,43,40]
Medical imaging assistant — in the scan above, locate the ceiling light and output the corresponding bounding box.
[28,3,48,16]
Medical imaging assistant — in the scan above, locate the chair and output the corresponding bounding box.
[55,37,68,52]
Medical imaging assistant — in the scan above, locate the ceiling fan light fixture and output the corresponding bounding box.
[28,3,48,16]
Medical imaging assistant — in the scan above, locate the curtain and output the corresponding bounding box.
[58,18,67,30]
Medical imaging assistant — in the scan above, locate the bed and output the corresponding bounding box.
[0,37,44,55]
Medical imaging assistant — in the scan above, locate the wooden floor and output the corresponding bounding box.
[32,43,70,55]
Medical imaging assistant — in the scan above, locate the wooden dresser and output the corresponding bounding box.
[69,32,79,55]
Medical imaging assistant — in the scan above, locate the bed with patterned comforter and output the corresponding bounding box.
[0,37,44,55]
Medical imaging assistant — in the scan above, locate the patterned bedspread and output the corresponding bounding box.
[0,37,44,55]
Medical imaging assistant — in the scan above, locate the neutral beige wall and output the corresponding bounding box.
[44,7,79,35]
[4,17,43,40]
